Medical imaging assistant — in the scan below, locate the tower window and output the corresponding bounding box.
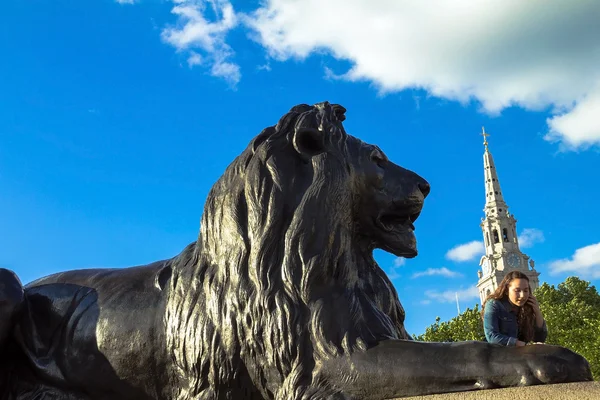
[502,228,509,242]
[493,229,499,243]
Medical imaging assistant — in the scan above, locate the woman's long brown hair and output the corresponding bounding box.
[481,270,535,342]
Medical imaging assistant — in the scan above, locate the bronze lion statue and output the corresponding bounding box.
[0,102,592,399]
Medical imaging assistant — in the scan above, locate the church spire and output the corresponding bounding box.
[476,127,540,305]
[481,126,490,150]
[481,127,507,213]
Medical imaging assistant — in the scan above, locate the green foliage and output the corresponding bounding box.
[535,277,600,380]
[414,276,600,380]
[413,304,485,342]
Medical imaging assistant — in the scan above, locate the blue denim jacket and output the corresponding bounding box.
[483,298,548,346]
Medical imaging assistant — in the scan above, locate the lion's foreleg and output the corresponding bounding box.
[316,339,592,399]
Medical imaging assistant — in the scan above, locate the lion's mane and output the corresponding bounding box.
[164,103,409,399]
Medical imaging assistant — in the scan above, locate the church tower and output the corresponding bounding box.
[476,128,540,304]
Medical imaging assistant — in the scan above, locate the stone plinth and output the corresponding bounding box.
[396,382,600,400]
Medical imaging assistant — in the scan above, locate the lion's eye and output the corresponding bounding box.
[370,150,388,168]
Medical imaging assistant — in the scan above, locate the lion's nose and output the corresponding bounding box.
[418,181,430,197]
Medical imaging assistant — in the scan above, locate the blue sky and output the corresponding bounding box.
[1,0,599,336]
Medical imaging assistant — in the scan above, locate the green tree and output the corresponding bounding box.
[413,304,485,342]
[535,277,600,379]
[414,276,600,380]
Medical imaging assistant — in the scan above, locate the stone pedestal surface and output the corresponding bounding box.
[396,382,600,400]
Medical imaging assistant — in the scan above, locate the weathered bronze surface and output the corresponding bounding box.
[0,102,592,399]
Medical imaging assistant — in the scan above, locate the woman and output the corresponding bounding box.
[482,271,547,346]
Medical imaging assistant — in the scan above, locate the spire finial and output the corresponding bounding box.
[481,126,490,150]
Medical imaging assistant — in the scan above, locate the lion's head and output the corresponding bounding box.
[166,102,429,399]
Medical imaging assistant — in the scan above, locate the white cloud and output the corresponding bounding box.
[549,242,600,278]
[244,0,600,150]
[187,51,203,67]
[518,228,545,249]
[393,258,406,268]
[413,95,421,111]
[116,0,136,4]
[210,60,240,86]
[323,66,344,81]
[161,0,241,86]
[385,257,406,280]
[412,267,462,279]
[257,62,271,72]
[446,241,484,262]
[545,88,600,150]
[424,286,479,304]
[120,1,600,148]
[387,271,400,280]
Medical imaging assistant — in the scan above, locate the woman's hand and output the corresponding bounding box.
[516,340,527,347]
[527,295,541,315]
[527,295,545,328]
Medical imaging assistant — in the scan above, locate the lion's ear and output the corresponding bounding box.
[252,127,275,154]
[293,128,325,160]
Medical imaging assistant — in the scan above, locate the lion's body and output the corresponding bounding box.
[7,261,171,399]
[0,102,592,400]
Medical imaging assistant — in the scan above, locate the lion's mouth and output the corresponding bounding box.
[377,208,422,232]
[374,204,423,257]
